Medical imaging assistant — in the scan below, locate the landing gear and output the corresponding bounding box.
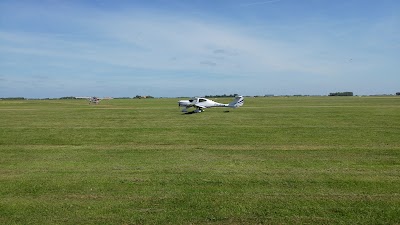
[194,107,205,113]
[181,107,204,114]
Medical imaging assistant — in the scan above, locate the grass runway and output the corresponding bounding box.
[1,97,399,224]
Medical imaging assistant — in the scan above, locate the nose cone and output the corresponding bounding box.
[178,100,190,107]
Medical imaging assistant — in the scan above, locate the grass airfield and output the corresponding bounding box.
[1,96,399,224]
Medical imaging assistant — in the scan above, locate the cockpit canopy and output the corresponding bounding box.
[188,97,208,103]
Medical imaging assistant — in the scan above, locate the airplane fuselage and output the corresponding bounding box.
[178,96,244,113]
[178,98,227,108]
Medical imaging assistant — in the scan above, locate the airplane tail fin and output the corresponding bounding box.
[228,96,244,108]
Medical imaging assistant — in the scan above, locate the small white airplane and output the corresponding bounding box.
[76,96,112,104]
[178,95,244,113]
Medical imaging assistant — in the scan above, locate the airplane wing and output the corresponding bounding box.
[75,97,113,100]
[194,104,207,109]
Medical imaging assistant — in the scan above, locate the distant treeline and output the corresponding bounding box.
[0,97,25,100]
[3,92,400,100]
[329,92,354,96]
[60,96,76,99]
[204,94,239,98]
[112,96,155,99]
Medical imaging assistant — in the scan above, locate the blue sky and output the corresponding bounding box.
[1,0,399,98]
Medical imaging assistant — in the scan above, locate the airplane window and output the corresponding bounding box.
[199,98,206,102]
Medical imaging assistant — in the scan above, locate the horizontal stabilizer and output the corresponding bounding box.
[228,96,244,108]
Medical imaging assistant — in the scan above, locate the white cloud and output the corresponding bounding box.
[1,1,399,97]
[4,3,372,82]
[70,12,342,76]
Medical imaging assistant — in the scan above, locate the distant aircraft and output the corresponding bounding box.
[178,95,244,113]
[75,96,112,104]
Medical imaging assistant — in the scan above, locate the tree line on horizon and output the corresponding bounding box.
[204,94,239,98]
[329,92,354,96]
[2,92,400,100]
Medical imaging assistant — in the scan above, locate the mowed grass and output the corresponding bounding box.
[0,97,399,224]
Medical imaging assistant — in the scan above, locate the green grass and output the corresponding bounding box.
[1,97,399,224]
